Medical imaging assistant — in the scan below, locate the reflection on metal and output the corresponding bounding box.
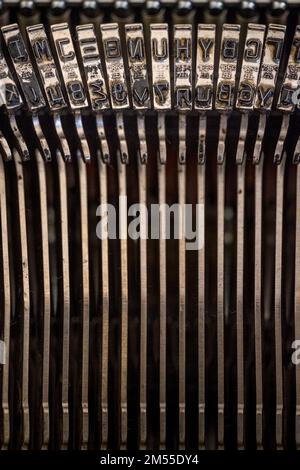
[118,151,128,449]
[56,149,70,448]
[197,125,205,449]
[236,114,248,448]
[35,150,51,448]
[13,149,30,448]
[254,150,264,449]
[77,151,90,448]
[178,144,186,450]
[97,150,109,449]
[158,152,167,450]
[0,153,11,448]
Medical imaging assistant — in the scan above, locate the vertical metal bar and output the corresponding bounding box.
[35,150,51,448]
[254,151,264,449]
[274,149,286,449]
[0,154,11,448]
[13,149,30,448]
[178,150,186,450]
[158,159,166,449]
[56,149,70,449]
[217,114,227,449]
[97,151,109,449]
[217,162,225,450]
[236,114,248,448]
[118,154,128,449]
[294,139,300,448]
[138,145,148,449]
[198,115,206,449]
[273,115,289,448]
[77,152,90,448]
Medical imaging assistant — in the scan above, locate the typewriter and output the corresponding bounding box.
[0,0,299,452]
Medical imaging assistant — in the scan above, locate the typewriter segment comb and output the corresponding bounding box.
[0,1,299,454]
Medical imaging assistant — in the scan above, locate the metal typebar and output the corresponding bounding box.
[294,136,300,448]
[138,141,148,449]
[77,152,90,448]
[197,115,206,449]
[13,149,30,448]
[216,113,228,449]
[118,149,129,449]
[178,141,186,449]
[35,149,51,447]
[97,151,110,449]
[0,153,11,448]
[273,114,290,448]
[158,157,167,449]
[236,114,248,448]
[254,150,264,449]
[56,149,70,448]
